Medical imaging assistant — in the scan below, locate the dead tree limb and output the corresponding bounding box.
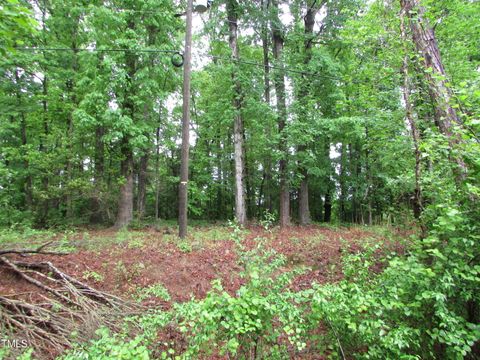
[0,252,141,357]
[0,240,68,256]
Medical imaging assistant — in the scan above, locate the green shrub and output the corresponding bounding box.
[134,284,171,302]
[61,328,150,360]
[174,236,308,359]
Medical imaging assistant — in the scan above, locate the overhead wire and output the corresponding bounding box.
[16,47,398,84]
[17,47,180,54]
[17,46,325,77]
[22,4,399,83]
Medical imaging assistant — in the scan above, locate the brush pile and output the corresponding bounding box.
[0,242,137,358]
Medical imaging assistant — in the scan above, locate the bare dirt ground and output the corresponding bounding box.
[0,224,410,359]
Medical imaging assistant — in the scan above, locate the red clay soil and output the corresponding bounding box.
[0,224,406,359]
[0,225,392,304]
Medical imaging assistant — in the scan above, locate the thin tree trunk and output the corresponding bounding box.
[65,44,79,220]
[39,75,49,226]
[90,125,105,223]
[364,127,372,226]
[155,126,161,221]
[324,190,332,223]
[15,69,32,209]
[90,49,106,224]
[339,143,347,222]
[227,0,247,225]
[272,0,290,227]
[37,0,49,227]
[323,139,332,223]
[178,0,193,238]
[346,143,360,223]
[261,0,273,214]
[137,153,149,220]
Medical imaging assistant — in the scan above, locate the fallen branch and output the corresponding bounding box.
[0,240,68,256]
[0,256,78,306]
[13,260,127,308]
[0,251,141,358]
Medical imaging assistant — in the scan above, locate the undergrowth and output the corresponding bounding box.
[5,217,479,359]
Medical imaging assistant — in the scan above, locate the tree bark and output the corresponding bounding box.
[324,190,332,223]
[114,138,134,229]
[90,125,105,224]
[178,0,193,238]
[322,139,333,223]
[15,69,32,210]
[400,0,467,180]
[37,0,49,227]
[298,0,323,225]
[114,17,136,229]
[400,9,423,221]
[39,75,49,227]
[155,125,161,221]
[364,127,372,226]
[261,0,273,214]
[339,143,347,222]
[65,43,79,220]
[137,153,149,220]
[227,0,247,225]
[272,0,290,227]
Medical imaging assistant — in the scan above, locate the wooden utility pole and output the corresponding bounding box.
[179,0,194,238]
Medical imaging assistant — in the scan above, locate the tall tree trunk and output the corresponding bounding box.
[227,0,247,225]
[323,139,332,223]
[272,0,290,227]
[400,0,467,180]
[39,75,49,226]
[89,49,106,224]
[364,127,372,225]
[324,190,332,223]
[90,125,105,223]
[347,143,361,223]
[114,17,136,229]
[400,9,423,221]
[339,143,347,222]
[261,0,273,214]
[37,0,49,227]
[114,138,134,229]
[298,0,322,225]
[155,125,161,221]
[178,0,193,238]
[137,153,149,220]
[65,43,79,220]
[136,25,157,221]
[15,69,32,209]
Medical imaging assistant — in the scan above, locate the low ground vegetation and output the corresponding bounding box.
[2,220,478,359]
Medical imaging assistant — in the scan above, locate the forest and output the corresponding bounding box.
[0,0,479,358]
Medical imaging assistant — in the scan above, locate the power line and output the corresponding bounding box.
[15,47,398,83]
[16,47,337,79]
[203,53,398,83]
[206,53,329,78]
[17,47,180,54]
